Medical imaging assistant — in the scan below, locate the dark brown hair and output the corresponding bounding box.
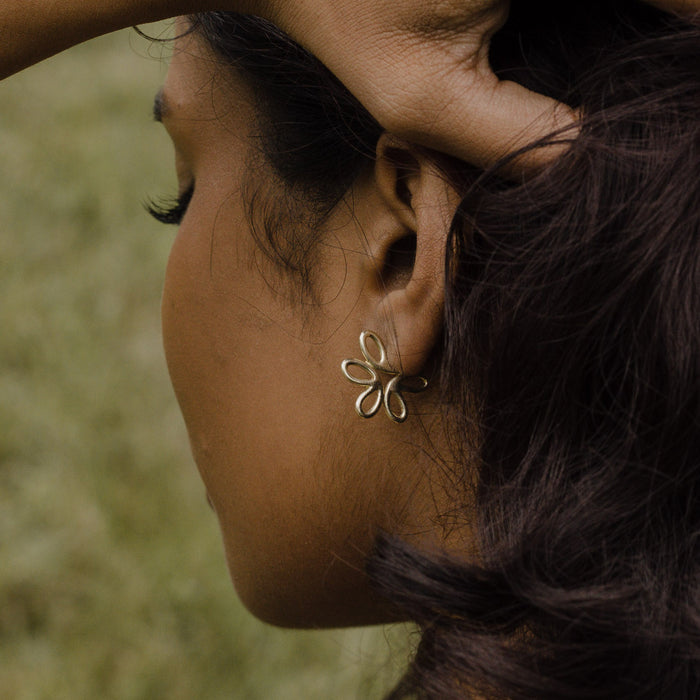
[194,2,700,697]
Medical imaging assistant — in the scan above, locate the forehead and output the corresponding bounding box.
[161,30,255,129]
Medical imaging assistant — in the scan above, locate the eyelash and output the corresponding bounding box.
[146,183,194,225]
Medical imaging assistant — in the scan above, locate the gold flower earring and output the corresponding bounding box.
[341,330,428,423]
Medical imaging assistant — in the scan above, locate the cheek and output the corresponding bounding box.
[159,210,407,628]
[160,216,253,486]
[160,221,318,562]
[160,188,249,448]
[161,226,211,452]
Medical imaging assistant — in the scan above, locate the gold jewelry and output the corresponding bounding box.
[341,330,428,423]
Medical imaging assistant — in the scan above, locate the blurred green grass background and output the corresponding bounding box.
[0,26,409,699]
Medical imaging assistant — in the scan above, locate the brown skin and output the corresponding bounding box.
[4,0,695,627]
[3,1,694,162]
[159,29,464,627]
[2,0,570,167]
[245,0,576,169]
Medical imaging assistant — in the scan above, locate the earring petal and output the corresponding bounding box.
[399,375,429,394]
[384,375,408,423]
[359,330,389,371]
[341,358,377,386]
[356,383,383,419]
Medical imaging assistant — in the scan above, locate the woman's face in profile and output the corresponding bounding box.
[156,27,451,628]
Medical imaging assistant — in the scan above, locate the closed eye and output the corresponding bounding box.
[146,183,194,225]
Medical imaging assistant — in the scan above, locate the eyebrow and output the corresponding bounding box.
[152,88,170,123]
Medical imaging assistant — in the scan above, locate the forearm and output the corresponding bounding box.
[3,0,697,167]
[0,0,204,79]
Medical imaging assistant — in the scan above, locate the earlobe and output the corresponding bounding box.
[370,134,460,378]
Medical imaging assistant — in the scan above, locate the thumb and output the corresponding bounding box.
[385,69,578,171]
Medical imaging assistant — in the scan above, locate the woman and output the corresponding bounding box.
[3,0,700,697]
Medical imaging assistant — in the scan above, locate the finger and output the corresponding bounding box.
[430,77,578,171]
[373,66,578,172]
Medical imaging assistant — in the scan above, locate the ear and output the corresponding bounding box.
[365,134,460,377]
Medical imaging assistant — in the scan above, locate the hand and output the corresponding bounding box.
[246,0,574,169]
[246,0,700,168]
[4,0,697,169]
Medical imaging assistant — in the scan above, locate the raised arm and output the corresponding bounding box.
[0,0,188,78]
[0,0,571,167]
[249,0,699,167]
[3,0,697,167]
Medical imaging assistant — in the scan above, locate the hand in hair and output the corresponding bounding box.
[248,0,700,167]
[245,0,575,170]
[1,0,698,166]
